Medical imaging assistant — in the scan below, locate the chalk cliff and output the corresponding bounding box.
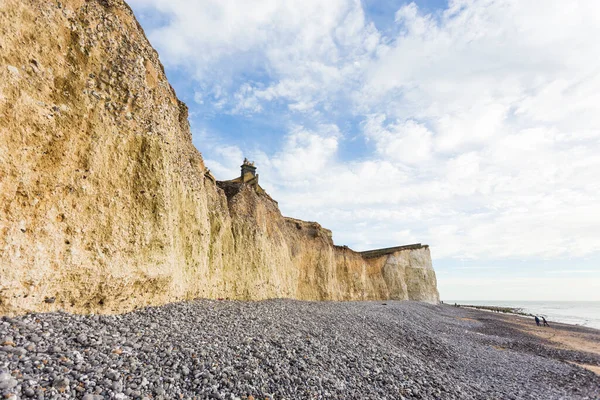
[0,0,439,315]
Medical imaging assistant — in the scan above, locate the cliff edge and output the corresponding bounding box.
[0,0,439,314]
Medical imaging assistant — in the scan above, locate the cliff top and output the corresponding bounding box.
[359,244,429,259]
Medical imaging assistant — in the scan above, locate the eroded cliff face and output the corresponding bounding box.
[0,0,439,315]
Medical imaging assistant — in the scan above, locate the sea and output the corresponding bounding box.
[445,300,600,330]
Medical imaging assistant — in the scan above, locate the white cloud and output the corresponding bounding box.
[203,144,244,179]
[363,115,434,164]
[272,126,339,176]
[131,0,600,269]
[129,0,380,113]
[439,276,600,302]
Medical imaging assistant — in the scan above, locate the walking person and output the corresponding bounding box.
[542,316,549,327]
[535,316,540,326]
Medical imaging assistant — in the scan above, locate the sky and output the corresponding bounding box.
[127,0,600,301]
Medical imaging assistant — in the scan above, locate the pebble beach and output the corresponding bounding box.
[1,300,599,399]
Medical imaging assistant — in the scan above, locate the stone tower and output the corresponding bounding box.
[241,158,257,180]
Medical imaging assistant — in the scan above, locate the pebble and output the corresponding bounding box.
[7,65,19,77]
[0,372,18,390]
[0,300,598,399]
[82,394,104,400]
[52,376,69,390]
[76,333,88,344]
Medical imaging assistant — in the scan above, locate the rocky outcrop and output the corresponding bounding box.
[0,0,439,315]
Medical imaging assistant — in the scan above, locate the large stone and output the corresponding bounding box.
[0,372,18,390]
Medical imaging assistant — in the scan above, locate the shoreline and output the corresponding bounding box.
[443,304,600,376]
[446,301,600,330]
[453,303,534,316]
[456,305,600,375]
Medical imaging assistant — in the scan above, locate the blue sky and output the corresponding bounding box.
[128,0,600,301]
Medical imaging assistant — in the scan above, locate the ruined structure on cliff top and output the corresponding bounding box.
[0,0,439,315]
[220,160,428,258]
[218,159,267,196]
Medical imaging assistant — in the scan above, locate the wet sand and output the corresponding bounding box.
[509,313,600,374]
[452,304,600,375]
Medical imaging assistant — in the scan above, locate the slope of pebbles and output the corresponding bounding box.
[1,300,599,399]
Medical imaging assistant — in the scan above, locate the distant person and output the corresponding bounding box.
[542,316,549,327]
[535,316,540,326]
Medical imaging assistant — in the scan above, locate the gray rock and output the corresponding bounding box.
[1,335,14,345]
[12,347,27,356]
[0,372,18,390]
[112,381,123,392]
[53,376,70,390]
[106,369,119,380]
[82,395,104,400]
[28,335,41,343]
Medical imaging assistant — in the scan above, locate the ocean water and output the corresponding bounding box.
[446,301,600,330]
